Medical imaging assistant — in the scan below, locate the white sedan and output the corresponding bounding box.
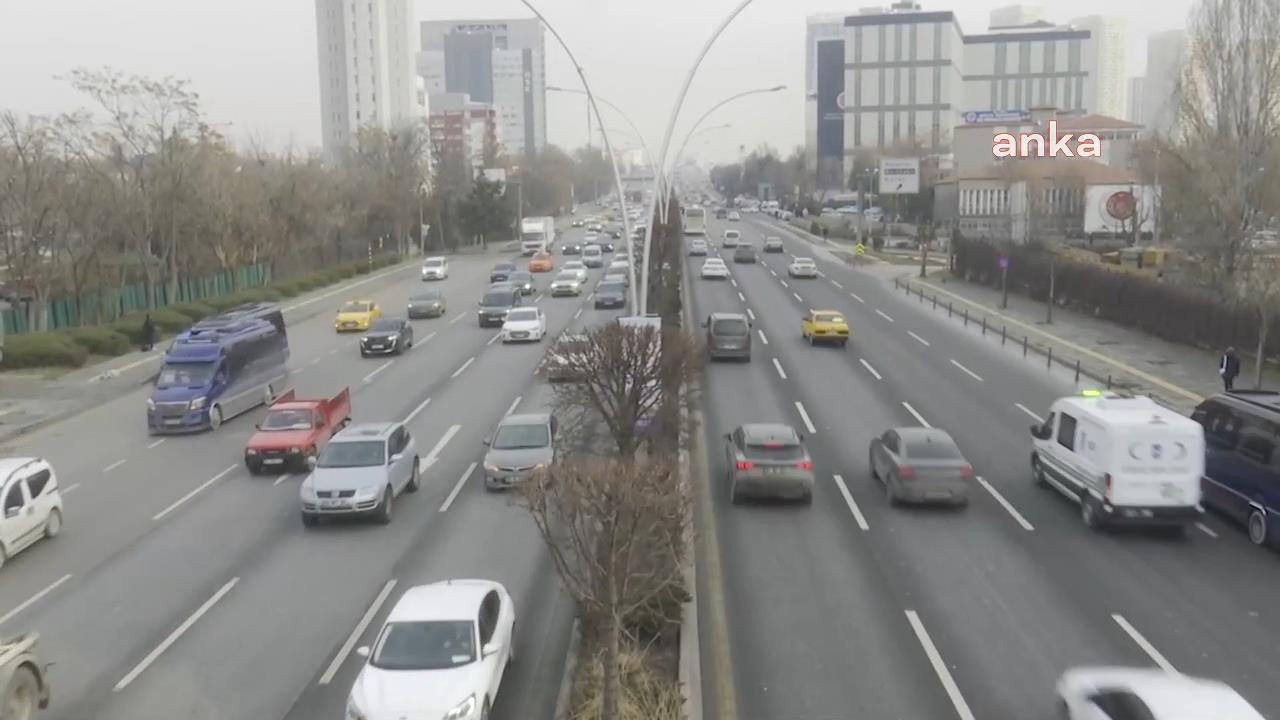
[561,261,589,283]
[348,580,516,720]
[501,307,547,343]
[728,211,741,221]
[1055,667,1263,720]
[701,259,730,279]
[788,258,819,278]
[1,458,65,570]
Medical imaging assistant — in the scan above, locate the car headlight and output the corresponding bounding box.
[355,486,380,501]
[189,397,206,411]
[299,482,317,502]
[345,696,367,720]
[387,333,399,343]
[289,447,301,454]
[146,398,156,411]
[484,463,500,474]
[443,694,477,720]
[246,448,259,455]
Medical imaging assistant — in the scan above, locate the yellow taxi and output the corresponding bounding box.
[529,251,554,273]
[800,309,849,347]
[335,300,381,332]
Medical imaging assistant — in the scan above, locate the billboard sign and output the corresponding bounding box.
[962,110,1031,124]
[815,40,845,171]
[481,168,507,185]
[1084,184,1155,234]
[878,158,920,195]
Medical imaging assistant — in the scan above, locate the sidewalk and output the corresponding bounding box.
[896,270,1278,414]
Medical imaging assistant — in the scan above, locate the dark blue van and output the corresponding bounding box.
[146,303,290,433]
[1192,390,1280,547]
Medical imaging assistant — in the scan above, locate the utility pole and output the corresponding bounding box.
[1047,254,1056,324]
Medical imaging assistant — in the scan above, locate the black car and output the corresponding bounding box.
[764,238,785,253]
[562,243,582,255]
[478,286,521,327]
[594,281,627,309]
[407,289,446,319]
[733,245,757,263]
[610,229,622,239]
[598,242,616,252]
[508,271,535,295]
[715,208,728,219]
[490,262,516,282]
[360,317,414,356]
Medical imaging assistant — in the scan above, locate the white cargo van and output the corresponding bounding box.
[1029,392,1204,532]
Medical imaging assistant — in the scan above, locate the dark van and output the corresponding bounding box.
[704,312,752,362]
[1192,390,1280,547]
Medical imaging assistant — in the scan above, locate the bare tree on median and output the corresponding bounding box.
[517,457,691,720]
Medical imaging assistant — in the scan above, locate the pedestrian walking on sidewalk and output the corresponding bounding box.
[140,313,156,352]
[1220,346,1241,391]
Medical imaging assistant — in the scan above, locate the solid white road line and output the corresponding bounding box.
[1195,522,1219,538]
[487,333,502,346]
[573,307,583,320]
[147,439,165,449]
[907,331,930,346]
[901,402,931,427]
[832,475,870,531]
[737,291,746,302]
[114,577,240,691]
[362,360,394,384]
[421,425,461,470]
[505,396,522,417]
[746,308,756,321]
[1111,614,1178,673]
[875,309,895,323]
[772,359,788,380]
[757,329,769,345]
[850,292,865,303]
[950,359,984,382]
[0,573,73,627]
[451,357,476,378]
[976,477,1035,531]
[450,312,466,324]
[319,579,398,685]
[794,402,817,434]
[831,280,845,289]
[792,292,804,303]
[153,464,238,521]
[439,461,478,513]
[859,358,883,380]
[1014,403,1045,423]
[103,458,127,473]
[905,610,977,720]
[272,473,291,487]
[404,396,433,424]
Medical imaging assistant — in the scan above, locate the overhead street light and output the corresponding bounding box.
[525,1,639,309]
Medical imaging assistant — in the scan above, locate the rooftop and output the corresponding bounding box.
[958,158,1138,184]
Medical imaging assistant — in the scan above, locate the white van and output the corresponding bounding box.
[581,244,604,268]
[1029,392,1204,532]
[722,229,741,248]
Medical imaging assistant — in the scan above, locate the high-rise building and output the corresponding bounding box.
[805,13,847,188]
[314,0,421,158]
[1142,29,1188,135]
[418,18,547,159]
[1071,15,1126,119]
[1127,76,1145,125]
[428,92,499,172]
[989,4,1047,29]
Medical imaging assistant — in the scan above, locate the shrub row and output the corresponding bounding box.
[1,254,405,370]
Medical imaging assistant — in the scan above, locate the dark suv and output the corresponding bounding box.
[1192,390,1280,547]
[478,286,521,327]
[733,245,757,263]
[490,262,516,282]
[704,312,752,361]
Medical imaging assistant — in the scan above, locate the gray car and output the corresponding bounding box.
[869,427,972,507]
[407,289,447,319]
[482,413,558,491]
[724,424,814,504]
[299,422,420,526]
[704,312,752,361]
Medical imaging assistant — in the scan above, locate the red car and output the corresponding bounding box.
[244,388,351,474]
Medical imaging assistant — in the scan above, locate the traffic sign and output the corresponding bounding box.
[854,243,866,256]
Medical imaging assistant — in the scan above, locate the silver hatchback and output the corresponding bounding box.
[299,423,420,526]
[724,424,814,504]
[483,413,558,490]
[869,427,972,507]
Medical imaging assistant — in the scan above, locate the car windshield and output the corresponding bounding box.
[371,620,476,671]
[507,309,539,322]
[424,258,444,267]
[369,318,400,331]
[510,272,531,283]
[340,301,370,313]
[411,291,441,301]
[814,313,844,324]
[599,282,625,295]
[565,262,585,270]
[905,439,964,460]
[795,258,814,265]
[317,440,386,468]
[493,423,550,450]
[745,442,805,461]
[554,272,578,282]
[157,361,216,387]
[726,232,740,238]
[712,319,749,335]
[493,263,515,272]
[482,292,514,307]
[260,409,315,431]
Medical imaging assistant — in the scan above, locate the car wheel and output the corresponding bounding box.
[1081,496,1102,529]
[508,622,516,664]
[869,452,878,481]
[1031,455,1047,487]
[406,458,421,493]
[377,486,394,525]
[264,383,276,405]
[2,665,40,720]
[887,476,901,505]
[208,405,223,430]
[246,460,262,475]
[481,698,491,720]
[1248,507,1270,546]
[806,334,814,346]
[360,350,369,357]
[728,472,742,505]
[301,512,319,528]
[800,491,813,505]
[44,508,63,539]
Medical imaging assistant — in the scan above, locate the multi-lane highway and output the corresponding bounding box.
[689,214,1280,720]
[0,224,626,720]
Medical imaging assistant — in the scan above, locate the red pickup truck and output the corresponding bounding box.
[244,388,352,474]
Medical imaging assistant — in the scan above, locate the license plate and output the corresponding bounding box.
[164,419,182,426]
[263,458,284,465]
[321,499,348,508]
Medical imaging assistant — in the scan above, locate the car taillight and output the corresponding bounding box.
[898,466,915,479]
[959,466,974,479]
[796,461,813,470]
[735,461,753,470]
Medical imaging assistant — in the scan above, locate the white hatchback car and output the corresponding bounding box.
[1055,667,1263,720]
[788,257,819,278]
[348,580,516,720]
[421,256,449,280]
[561,261,589,283]
[501,307,547,343]
[701,258,730,279]
[1,458,64,570]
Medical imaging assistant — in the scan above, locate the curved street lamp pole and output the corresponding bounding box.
[639,0,761,316]
[524,1,638,309]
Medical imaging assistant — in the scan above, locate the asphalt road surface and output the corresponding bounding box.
[0,223,627,720]
[690,214,1280,720]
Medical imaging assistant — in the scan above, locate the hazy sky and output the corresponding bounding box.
[1,0,1194,166]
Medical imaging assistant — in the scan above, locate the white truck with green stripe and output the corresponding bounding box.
[1029,392,1204,532]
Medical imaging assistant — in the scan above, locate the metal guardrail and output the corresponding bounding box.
[893,276,1190,412]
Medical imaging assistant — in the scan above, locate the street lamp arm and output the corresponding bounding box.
[551,86,660,193]
[522,0,639,309]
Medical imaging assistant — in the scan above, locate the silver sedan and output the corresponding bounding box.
[869,427,972,507]
[724,423,814,504]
